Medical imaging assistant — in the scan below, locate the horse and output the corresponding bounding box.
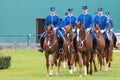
[93,24,106,72]
[75,22,93,77]
[64,25,78,73]
[43,25,59,76]
[105,26,114,71]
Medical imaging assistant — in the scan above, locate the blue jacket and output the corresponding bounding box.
[77,13,93,29]
[44,15,60,29]
[94,15,108,30]
[63,15,77,29]
[107,18,114,29]
[61,16,67,28]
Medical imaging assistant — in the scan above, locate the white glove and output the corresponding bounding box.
[54,28,58,30]
[72,29,75,32]
[110,28,113,32]
[101,30,106,33]
[62,27,65,32]
[86,28,91,31]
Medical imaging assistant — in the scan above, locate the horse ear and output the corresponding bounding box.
[79,22,83,26]
[75,22,78,26]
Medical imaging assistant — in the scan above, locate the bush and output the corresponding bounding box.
[0,56,11,69]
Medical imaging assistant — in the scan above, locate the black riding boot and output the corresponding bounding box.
[93,41,98,54]
[73,40,77,53]
[114,38,118,49]
[59,40,64,53]
[105,40,110,52]
[38,39,44,53]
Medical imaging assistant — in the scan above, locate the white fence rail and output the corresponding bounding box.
[0,33,120,50]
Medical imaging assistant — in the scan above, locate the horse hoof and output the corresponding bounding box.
[56,72,59,76]
[49,70,53,76]
[79,75,82,78]
[74,67,77,72]
[69,69,73,74]
[49,73,53,76]
[46,74,49,77]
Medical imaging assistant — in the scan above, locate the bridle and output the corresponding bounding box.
[76,28,87,48]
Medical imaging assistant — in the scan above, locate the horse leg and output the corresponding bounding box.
[45,53,49,76]
[67,54,72,72]
[78,52,83,77]
[63,58,67,68]
[82,54,87,76]
[56,56,61,75]
[92,53,98,72]
[73,58,77,72]
[86,55,90,76]
[49,53,56,76]
[90,53,94,75]
[109,50,113,68]
[99,54,103,72]
[69,53,75,74]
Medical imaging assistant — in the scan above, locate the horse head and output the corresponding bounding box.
[46,25,56,47]
[93,24,101,38]
[64,25,74,45]
[75,22,86,41]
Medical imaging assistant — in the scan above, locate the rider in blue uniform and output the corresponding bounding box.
[60,12,68,36]
[105,12,118,48]
[62,8,77,52]
[94,8,110,51]
[77,6,98,53]
[39,7,65,53]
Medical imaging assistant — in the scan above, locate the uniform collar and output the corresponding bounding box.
[98,15,103,17]
[83,13,88,15]
[68,15,73,17]
[50,14,56,16]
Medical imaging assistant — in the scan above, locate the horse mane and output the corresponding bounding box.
[65,25,72,32]
[93,24,100,30]
[75,22,86,31]
[47,25,54,31]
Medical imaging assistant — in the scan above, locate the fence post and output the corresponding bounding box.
[27,34,31,46]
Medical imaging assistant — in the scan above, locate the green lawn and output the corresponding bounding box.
[0,50,120,80]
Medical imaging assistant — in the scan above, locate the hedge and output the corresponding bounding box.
[0,56,11,69]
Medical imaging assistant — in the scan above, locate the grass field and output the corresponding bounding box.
[0,50,120,80]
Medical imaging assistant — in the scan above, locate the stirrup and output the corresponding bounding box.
[38,47,43,53]
[114,45,118,49]
[94,49,99,54]
[59,48,64,53]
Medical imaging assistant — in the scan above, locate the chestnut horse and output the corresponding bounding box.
[64,25,77,73]
[43,25,59,76]
[93,24,106,72]
[75,22,93,77]
[93,24,114,71]
[105,26,114,71]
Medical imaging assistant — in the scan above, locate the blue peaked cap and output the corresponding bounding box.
[98,8,103,11]
[82,6,88,10]
[50,7,55,11]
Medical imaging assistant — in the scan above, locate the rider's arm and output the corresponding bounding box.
[44,16,49,29]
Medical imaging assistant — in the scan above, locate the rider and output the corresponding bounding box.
[60,12,68,36]
[77,6,98,53]
[94,8,110,51]
[62,8,77,52]
[39,7,66,53]
[105,12,118,48]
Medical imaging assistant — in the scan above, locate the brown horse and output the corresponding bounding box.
[64,25,77,73]
[43,25,59,76]
[105,26,114,71]
[75,22,93,77]
[93,24,106,72]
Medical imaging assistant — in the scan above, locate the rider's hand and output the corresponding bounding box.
[72,29,75,32]
[101,29,106,33]
[54,28,57,31]
[87,28,91,31]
